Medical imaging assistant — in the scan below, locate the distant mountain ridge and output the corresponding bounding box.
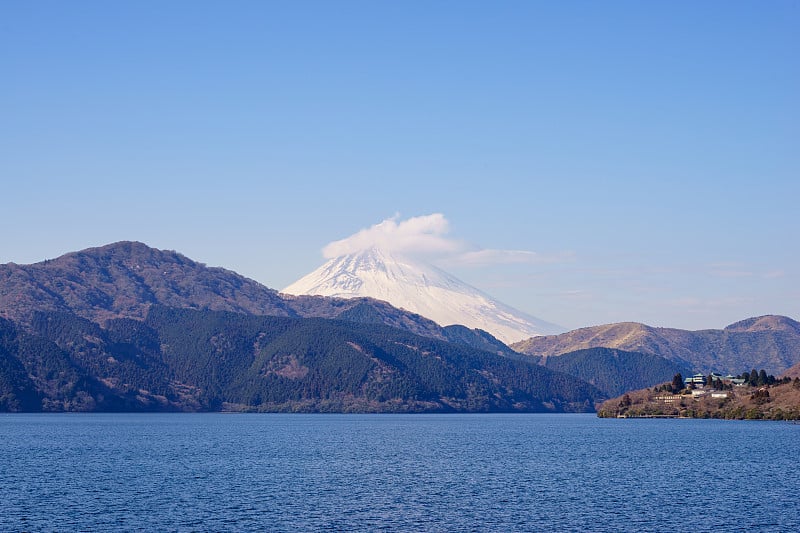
[0,241,511,353]
[512,316,800,375]
[0,241,293,324]
[282,247,562,344]
[0,241,605,412]
[2,241,795,412]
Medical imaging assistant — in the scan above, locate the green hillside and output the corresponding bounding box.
[0,307,602,413]
[542,347,690,397]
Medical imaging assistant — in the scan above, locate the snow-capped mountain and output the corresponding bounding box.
[281,248,563,344]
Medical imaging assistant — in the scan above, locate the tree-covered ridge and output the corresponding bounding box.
[512,316,800,376]
[0,307,602,413]
[4,242,794,414]
[0,315,150,412]
[0,318,41,411]
[0,241,515,355]
[0,241,294,325]
[146,306,600,412]
[542,347,691,397]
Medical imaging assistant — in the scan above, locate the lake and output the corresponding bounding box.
[1,413,797,532]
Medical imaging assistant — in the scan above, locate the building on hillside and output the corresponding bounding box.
[685,373,706,386]
[685,372,748,388]
[717,374,746,386]
[654,394,681,404]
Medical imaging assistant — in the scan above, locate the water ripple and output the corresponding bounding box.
[1,414,798,532]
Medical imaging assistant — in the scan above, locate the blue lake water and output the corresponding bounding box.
[1,413,798,532]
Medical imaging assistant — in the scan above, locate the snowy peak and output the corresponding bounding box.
[293,248,462,296]
[282,248,562,344]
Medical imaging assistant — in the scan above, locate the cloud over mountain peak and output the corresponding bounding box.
[322,213,462,259]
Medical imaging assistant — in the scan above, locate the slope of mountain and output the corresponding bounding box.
[282,247,562,344]
[512,316,800,376]
[0,241,295,325]
[286,295,517,356]
[782,361,800,379]
[0,242,509,353]
[541,347,690,397]
[724,315,800,334]
[0,307,602,413]
[0,314,154,412]
[0,242,600,412]
[514,322,689,362]
[281,294,446,340]
[0,318,43,411]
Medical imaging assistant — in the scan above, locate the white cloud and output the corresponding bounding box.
[322,213,575,268]
[321,213,573,270]
[322,214,463,258]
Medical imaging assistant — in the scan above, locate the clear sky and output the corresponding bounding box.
[2,1,798,331]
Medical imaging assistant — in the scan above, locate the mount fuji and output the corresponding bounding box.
[282,248,563,344]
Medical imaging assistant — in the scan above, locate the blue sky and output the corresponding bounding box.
[2,1,798,330]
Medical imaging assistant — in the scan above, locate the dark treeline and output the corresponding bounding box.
[0,307,602,413]
[542,347,691,397]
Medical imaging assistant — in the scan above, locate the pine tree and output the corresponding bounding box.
[671,373,684,393]
[619,393,632,408]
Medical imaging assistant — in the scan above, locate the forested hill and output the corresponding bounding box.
[512,316,800,376]
[0,241,293,324]
[0,306,602,413]
[541,347,691,398]
[0,241,514,354]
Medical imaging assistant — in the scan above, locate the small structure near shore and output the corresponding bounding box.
[597,374,800,420]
